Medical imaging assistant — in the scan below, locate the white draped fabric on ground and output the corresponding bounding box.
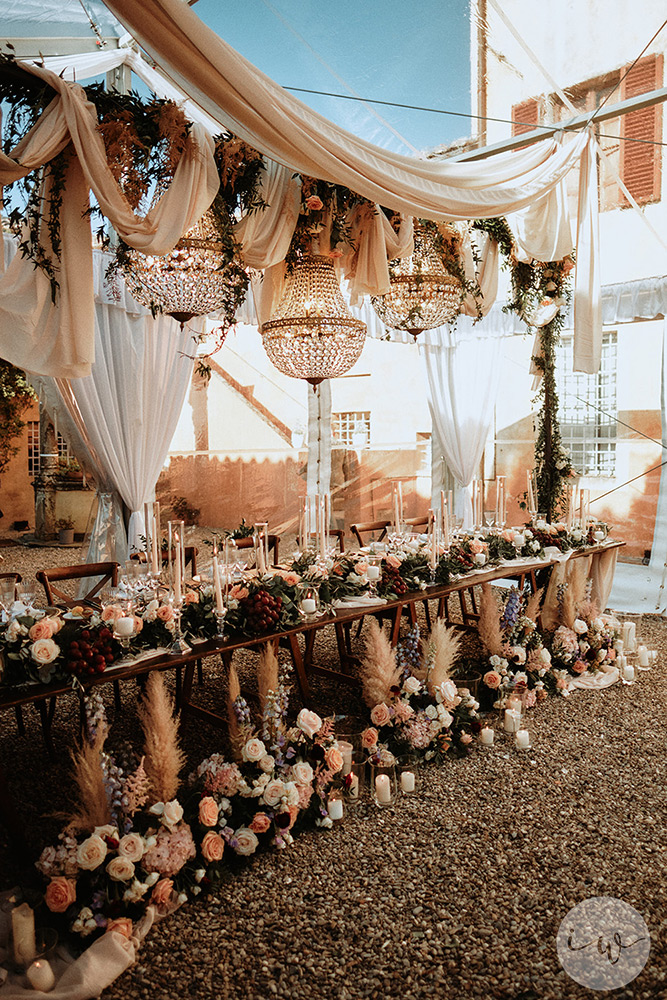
[420,317,504,527]
[31,250,197,563]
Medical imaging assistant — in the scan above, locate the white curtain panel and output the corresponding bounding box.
[307,381,332,500]
[420,318,503,527]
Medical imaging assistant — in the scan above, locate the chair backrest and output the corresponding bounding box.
[307,529,345,553]
[159,546,198,577]
[36,562,119,608]
[403,516,430,530]
[349,520,390,548]
[233,534,280,565]
[0,572,22,585]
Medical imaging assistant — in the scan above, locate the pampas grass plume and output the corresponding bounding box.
[360,617,400,707]
[428,620,461,695]
[66,727,111,833]
[478,583,505,656]
[257,642,279,714]
[138,672,185,804]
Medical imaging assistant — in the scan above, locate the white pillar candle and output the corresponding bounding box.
[398,481,404,525]
[26,959,55,992]
[12,903,36,966]
[338,741,353,776]
[515,730,530,749]
[400,770,415,793]
[627,623,636,652]
[327,797,344,821]
[375,773,391,804]
[474,552,486,567]
[301,598,317,614]
[393,486,400,533]
[593,529,604,543]
[622,663,635,682]
[513,533,525,550]
[366,565,380,581]
[504,709,520,733]
[638,646,649,667]
[480,727,494,746]
[115,616,135,637]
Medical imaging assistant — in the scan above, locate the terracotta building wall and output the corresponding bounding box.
[0,400,39,531]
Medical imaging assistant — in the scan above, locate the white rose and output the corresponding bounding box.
[510,646,527,665]
[403,676,421,695]
[573,618,588,635]
[425,704,438,720]
[94,825,118,840]
[242,738,267,763]
[143,599,159,622]
[118,833,144,863]
[234,828,259,857]
[284,781,300,806]
[292,762,314,785]
[5,620,25,642]
[597,648,607,661]
[441,680,458,703]
[262,779,286,807]
[107,856,135,882]
[489,655,501,667]
[296,708,323,738]
[513,672,528,685]
[161,800,184,830]
[539,648,552,665]
[259,754,275,773]
[77,835,107,871]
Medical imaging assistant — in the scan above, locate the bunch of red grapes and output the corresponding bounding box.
[64,628,116,678]
[380,563,408,596]
[239,590,282,633]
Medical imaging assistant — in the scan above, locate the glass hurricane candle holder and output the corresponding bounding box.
[167,595,191,656]
[396,755,418,796]
[366,555,382,597]
[370,760,397,807]
[343,751,367,805]
[297,582,322,621]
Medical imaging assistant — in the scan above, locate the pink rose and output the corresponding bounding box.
[28,618,56,640]
[234,828,259,856]
[325,747,344,773]
[386,553,401,569]
[572,659,588,674]
[156,604,175,622]
[198,796,219,827]
[242,738,266,763]
[393,701,414,722]
[201,831,225,863]
[249,812,272,834]
[262,779,286,807]
[31,637,60,664]
[483,670,502,689]
[361,727,378,750]
[305,194,323,211]
[370,703,392,727]
[151,878,174,909]
[185,590,199,604]
[281,572,300,587]
[45,876,77,913]
[460,733,473,745]
[118,833,144,863]
[229,585,249,601]
[296,708,322,738]
[106,917,133,940]
[469,539,487,555]
[292,762,314,785]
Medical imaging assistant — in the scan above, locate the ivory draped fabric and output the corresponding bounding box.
[0,60,219,378]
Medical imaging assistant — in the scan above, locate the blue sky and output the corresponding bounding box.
[193,0,472,154]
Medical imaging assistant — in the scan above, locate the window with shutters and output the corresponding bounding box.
[512,54,662,211]
[332,411,371,448]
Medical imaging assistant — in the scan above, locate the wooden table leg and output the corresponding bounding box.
[286,632,311,704]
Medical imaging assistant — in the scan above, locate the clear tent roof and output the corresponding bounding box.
[2,0,122,39]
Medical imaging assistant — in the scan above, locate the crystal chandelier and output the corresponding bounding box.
[261,255,366,385]
[126,210,241,325]
[370,222,462,338]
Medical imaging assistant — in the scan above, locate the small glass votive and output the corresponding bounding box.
[479,726,495,747]
[396,755,418,796]
[344,751,367,804]
[514,727,532,750]
[297,582,322,621]
[370,760,397,807]
[327,788,344,823]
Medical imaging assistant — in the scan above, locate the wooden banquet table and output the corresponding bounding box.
[0,541,623,854]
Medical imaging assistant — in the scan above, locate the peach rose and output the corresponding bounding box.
[199,796,219,827]
[156,604,175,622]
[305,194,323,211]
[370,703,392,727]
[107,856,135,882]
[185,590,199,604]
[469,539,487,555]
[355,561,368,575]
[263,779,286,807]
[325,746,344,773]
[76,834,107,870]
[386,553,401,569]
[281,572,300,587]
[45,876,77,913]
[361,727,378,749]
[229,585,249,601]
[242,737,266,763]
[296,708,322,738]
[234,828,259,856]
[483,670,502,689]
[28,618,56,640]
[106,917,133,940]
[249,812,272,834]
[572,659,588,674]
[118,833,144,863]
[132,615,143,634]
[201,831,225,863]
[31,637,60,664]
[292,762,314,785]
[101,605,123,623]
[151,878,174,909]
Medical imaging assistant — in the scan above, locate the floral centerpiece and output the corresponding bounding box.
[358,619,480,761]
[545,582,619,678]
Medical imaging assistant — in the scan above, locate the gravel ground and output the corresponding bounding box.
[1,539,666,1000]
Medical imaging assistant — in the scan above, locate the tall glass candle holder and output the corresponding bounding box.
[370,760,397,808]
[254,523,270,574]
[167,520,185,602]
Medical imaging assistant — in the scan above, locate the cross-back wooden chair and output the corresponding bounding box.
[349,520,390,548]
[36,561,119,609]
[403,515,431,531]
[159,545,198,577]
[233,534,281,565]
[306,529,345,553]
[35,562,122,739]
